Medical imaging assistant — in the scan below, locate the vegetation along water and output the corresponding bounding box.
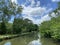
[0,0,60,45]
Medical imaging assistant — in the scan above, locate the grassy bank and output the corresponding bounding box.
[0,32,37,42]
[0,35,19,42]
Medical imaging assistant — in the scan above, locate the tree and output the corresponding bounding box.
[0,21,7,34]
[0,0,23,34]
[13,18,23,34]
[0,0,23,22]
[13,18,39,34]
[5,23,13,34]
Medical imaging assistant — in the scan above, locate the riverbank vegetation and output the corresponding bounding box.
[0,0,38,40]
[39,2,60,41]
[0,0,60,44]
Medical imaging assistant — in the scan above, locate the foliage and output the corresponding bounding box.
[39,2,60,41]
[39,16,60,40]
[6,23,13,34]
[13,18,38,34]
[0,0,23,34]
[0,0,23,22]
[0,21,7,34]
[13,18,23,34]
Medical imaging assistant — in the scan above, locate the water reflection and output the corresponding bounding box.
[0,33,59,45]
[28,34,41,45]
[4,42,11,45]
[28,39,41,45]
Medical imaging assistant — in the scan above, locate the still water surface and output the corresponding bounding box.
[0,33,60,45]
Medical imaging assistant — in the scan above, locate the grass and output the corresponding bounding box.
[0,35,18,39]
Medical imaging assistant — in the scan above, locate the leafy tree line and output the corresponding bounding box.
[0,0,38,34]
[39,2,60,41]
[13,18,38,34]
[0,0,22,34]
[0,18,38,34]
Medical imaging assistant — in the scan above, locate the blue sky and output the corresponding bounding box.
[11,0,60,24]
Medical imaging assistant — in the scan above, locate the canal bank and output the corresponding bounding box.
[0,32,37,42]
[0,33,60,45]
[0,35,20,42]
[0,32,38,45]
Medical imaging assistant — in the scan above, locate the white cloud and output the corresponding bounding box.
[11,0,17,4]
[22,7,46,16]
[22,0,45,16]
[52,0,60,2]
[30,7,46,15]
[25,0,40,7]
[50,10,60,18]
[51,12,56,17]
[22,6,52,24]
[33,14,51,24]
[36,1,40,7]
[30,0,36,7]
[24,0,36,7]
[22,5,52,16]
[40,14,51,24]
[11,0,53,24]
[23,14,51,24]
[21,0,53,24]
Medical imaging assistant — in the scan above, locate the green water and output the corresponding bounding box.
[0,33,60,45]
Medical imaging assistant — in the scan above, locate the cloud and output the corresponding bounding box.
[24,0,40,7]
[30,0,36,7]
[31,14,51,24]
[11,0,53,24]
[40,14,51,24]
[30,7,46,15]
[51,12,56,17]
[36,1,40,7]
[21,0,53,24]
[22,6,52,24]
[22,7,46,16]
[11,0,17,4]
[23,14,51,24]
[22,5,52,16]
[21,0,45,16]
[52,0,60,2]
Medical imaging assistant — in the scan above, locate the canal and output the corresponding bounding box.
[0,33,60,45]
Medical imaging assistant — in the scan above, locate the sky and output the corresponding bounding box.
[11,0,60,24]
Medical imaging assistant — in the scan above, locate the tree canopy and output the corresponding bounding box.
[39,2,60,41]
